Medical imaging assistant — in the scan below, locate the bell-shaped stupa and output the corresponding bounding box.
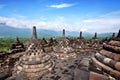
[53,29,76,60]
[14,43,54,79]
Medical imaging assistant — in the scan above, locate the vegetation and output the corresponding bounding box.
[0,38,13,52]
[0,37,56,52]
[0,37,29,52]
[0,36,108,52]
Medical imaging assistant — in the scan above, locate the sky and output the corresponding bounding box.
[0,0,120,33]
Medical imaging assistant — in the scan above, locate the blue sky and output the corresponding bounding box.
[0,0,120,33]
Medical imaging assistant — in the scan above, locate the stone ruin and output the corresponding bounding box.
[110,33,116,40]
[0,37,25,80]
[116,29,120,40]
[32,26,37,40]
[13,42,55,79]
[91,29,120,79]
[6,26,55,79]
[40,37,56,53]
[1,25,120,80]
[25,26,39,49]
[90,32,100,48]
[48,37,57,46]
[72,31,87,52]
[41,38,48,46]
[53,29,76,60]
[26,26,57,53]
[10,37,25,53]
[79,31,86,44]
[40,37,57,52]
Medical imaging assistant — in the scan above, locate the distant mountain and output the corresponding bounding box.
[0,23,31,38]
[0,23,116,38]
[98,33,115,38]
[0,23,60,38]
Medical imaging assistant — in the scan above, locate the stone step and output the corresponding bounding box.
[74,68,89,80]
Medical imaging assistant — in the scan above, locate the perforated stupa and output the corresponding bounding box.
[53,29,76,60]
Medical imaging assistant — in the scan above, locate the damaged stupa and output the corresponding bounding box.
[48,37,57,46]
[40,38,48,46]
[10,37,25,53]
[40,38,55,53]
[90,32,100,48]
[109,33,116,41]
[52,29,76,60]
[91,29,120,79]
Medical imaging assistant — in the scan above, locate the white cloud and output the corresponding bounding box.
[80,28,88,32]
[99,11,120,18]
[0,17,27,28]
[0,10,120,33]
[49,3,75,9]
[81,11,120,33]
[0,16,75,31]
[83,19,120,25]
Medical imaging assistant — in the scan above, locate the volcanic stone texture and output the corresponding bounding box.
[14,43,55,79]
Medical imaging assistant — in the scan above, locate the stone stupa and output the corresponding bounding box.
[48,37,57,46]
[116,29,120,40]
[10,37,25,53]
[25,26,39,49]
[72,31,86,52]
[53,29,76,60]
[13,26,55,79]
[14,43,54,79]
[110,33,116,40]
[91,32,100,48]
